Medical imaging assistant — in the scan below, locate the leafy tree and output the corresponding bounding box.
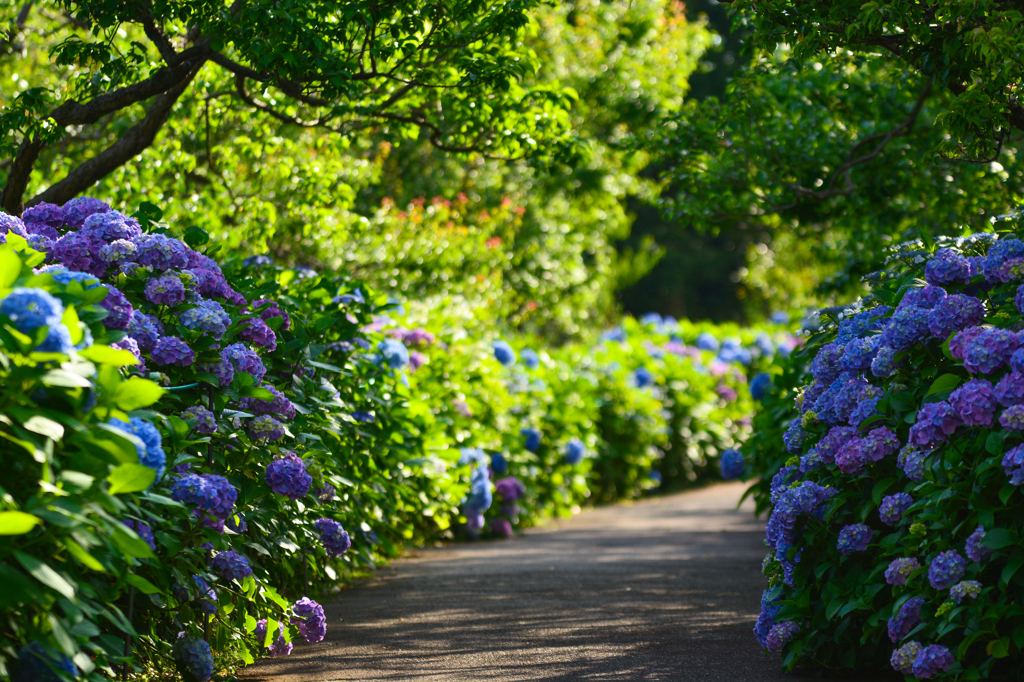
[0,0,576,214]
[648,2,1023,312]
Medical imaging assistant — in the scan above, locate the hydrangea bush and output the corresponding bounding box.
[749,213,1024,679]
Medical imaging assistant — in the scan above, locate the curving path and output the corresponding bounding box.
[244,483,819,682]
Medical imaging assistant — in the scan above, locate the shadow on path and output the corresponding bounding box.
[243,483,830,681]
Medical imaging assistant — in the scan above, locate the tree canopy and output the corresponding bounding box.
[1,0,576,213]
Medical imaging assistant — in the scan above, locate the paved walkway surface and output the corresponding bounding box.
[244,483,818,682]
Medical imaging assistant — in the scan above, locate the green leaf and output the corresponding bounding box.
[1001,554,1024,585]
[107,463,156,495]
[79,345,140,367]
[986,431,1007,456]
[112,377,165,410]
[0,511,41,535]
[42,369,93,388]
[126,574,161,594]
[924,373,961,398]
[65,540,105,572]
[982,528,1015,550]
[14,551,76,600]
[110,524,155,559]
[22,415,64,441]
[184,225,210,247]
[0,245,22,288]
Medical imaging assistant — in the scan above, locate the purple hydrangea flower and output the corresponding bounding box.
[222,343,266,384]
[888,597,924,642]
[897,446,927,481]
[891,641,922,675]
[871,345,900,378]
[908,401,960,448]
[180,299,231,338]
[211,550,252,581]
[53,230,108,276]
[880,305,930,351]
[122,519,156,551]
[839,337,879,372]
[254,619,268,645]
[292,597,327,643]
[885,557,921,586]
[0,212,29,241]
[949,580,982,604]
[835,435,866,474]
[1000,405,1024,430]
[265,453,312,499]
[1002,444,1024,486]
[995,372,1024,406]
[169,473,237,519]
[817,426,857,464]
[766,621,799,652]
[880,493,913,526]
[126,312,162,351]
[62,196,110,230]
[902,285,947,310]
[948,378,997,426]
[754,589,781,649]
[984,237,1024,281]
[25,233,54,255]
[862,426,900,462]
[240,317,277,351]
[182,406,217,435]
[81,211,139,243]
[99,238,138,264]
[965,526,991,563]
[911,644,954,679]
[810,342,844,384]
[928,550,967,590]
[837,523,873,555]
[269,635,293,657]
[134,233,190,271]
[926,248,972,285]
[111,336,145,370]
[950,326,984,361]
[313,518,351,556]
[99,285,133,330]
[22,202,65,236]
[240,385,296,420]
[145,274,186,306]
[961,328,1019,374]
[799,447,821,473]
[495,476,526,502]
[152,336,195,367]
[248,415,284,441]
[928,294,985,339]
[253,298,290,331]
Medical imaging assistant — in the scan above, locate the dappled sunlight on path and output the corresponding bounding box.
[244,483,834,681]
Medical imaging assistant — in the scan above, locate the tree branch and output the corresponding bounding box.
[27,64,204,208]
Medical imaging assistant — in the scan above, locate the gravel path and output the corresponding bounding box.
[244,482,819,682]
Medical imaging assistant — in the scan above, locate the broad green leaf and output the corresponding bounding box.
[982,528,1015,550]
[0,246,21,288]
[924,373,961,398]
[112,377,165,411]
[79,345,140,366]
[126,574,161,594]
[65,540,106,572]
[107,463,156,495]
[15,551,76,600]
[22,415,64,441]
[0,511,41,535]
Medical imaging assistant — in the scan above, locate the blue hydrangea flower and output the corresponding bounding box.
[97,284,133,330]
[961,328,1018,374]
[22,202,65,235]
[890,641,922,675]
[901,285,947,310]
[180,299,230,338]
[110,417,165,482]
[145,274,186,306]
[837,523,873,555]
[243,254,274,268]
[126,311,161,351]
[240,317,277,351]
[695,331,719,351]
[753,589,781,648]
[897,446,928,482]
[983,237,1024,281]
[564,438,586,465]
[493,340,517,366]
[766,621,799,652]
[133,233,190,271]
[13,642,77,682]
[1002,444,1024,486]
[600,327,627,343]
[490,452,509,474]
[169,474,237,520]
[0,287,63,334]
[810,342,843,384]
[222,343,266,384]
[927,294,985,339]
[173,635,214,682]
[849,395,882,428]
[122,519,156,551]
[870,345,900,378]
[720,449,745,480]
[520,348,540,369]
[908,401,960,448]
[994,371,1024,407]
[879,493,913,526]
[634,365,654,388]
[152,336,194,367]
[211,550,252,581]
[240,385,296,420]
[888,597,924,642]
[521,428,541,453]
[314,518,351,557]
[749,373,772,401]
[782,420,808,454]
[885,557,921,586]
[378,338,410,370]
[265,453,312,500]
[839,337,879,373]
[879,305,930,351]
[910,644,954,679]
[62,196,110,229]
[928,550,966,590]
[292,597,327,643]
[816,425,857,464]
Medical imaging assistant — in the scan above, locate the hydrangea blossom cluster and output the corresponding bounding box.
[965,526,992,563]
[879,493,913,526]
[173,636,214,682]
[888,597,924,642]
[493,340,517,366]
[122,519,157,551]
[265,453,313,500]
[240,386,296,420]
[182,406,217,435]
[837,523,873,555]
[928,550,966,590]
[169,474,238,522]
[292,598,327,643]
[313,518,351,557]
[564,438,586,465]
[249,415,285,442]
[211,550,253,581]
[885,558,920,586]
[13,642,77,682]
[110,417,166,481]
[720,449,745,479]
[521,427,541,452]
